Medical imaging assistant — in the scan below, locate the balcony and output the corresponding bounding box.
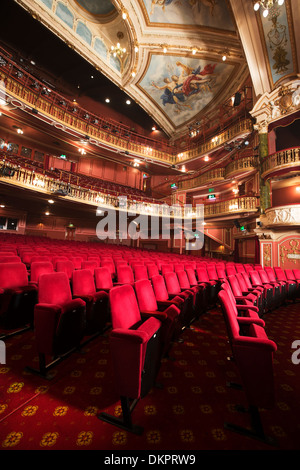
[178,168,225,191]
[261,147,300,179]
[225,156,258,179]
[204,196,258,219]
[264,204,300,227]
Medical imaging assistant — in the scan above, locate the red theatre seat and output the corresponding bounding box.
[218,288,277,445]
[72,269,109,335]
[134,279,180,355]
[28,272,86,378]
[163,271,195,327]
[98,284,163,434]
[0,262,38,339]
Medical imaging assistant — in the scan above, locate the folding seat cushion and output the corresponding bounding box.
[134,279,180,355]
[56,260,75,280]
[34,272,86,360]
[147,264,159,278]
[72,269,109,335]
[30,261,54,285]
[117,265,135,285]
[0,262,38,332]
[134,265,149,281]
[274,267,297,300]
[99,284,163,434]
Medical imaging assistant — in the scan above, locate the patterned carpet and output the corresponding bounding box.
[1,301,300,451]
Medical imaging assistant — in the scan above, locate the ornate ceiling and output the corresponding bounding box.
[12,0,251,138]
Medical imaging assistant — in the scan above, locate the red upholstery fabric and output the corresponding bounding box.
[134,265,148,281]
[30,261,54,284]
[218,288,277,409]
[94,267,114,291]
[117,265,134,285]
[56,260,74,280]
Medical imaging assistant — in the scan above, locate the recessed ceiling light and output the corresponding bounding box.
[45,211,50,216]
[48,199,54,204]
[105,98,110,103]
[126,99,131,105]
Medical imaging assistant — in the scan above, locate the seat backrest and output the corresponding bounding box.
[30,261,54,283]
[196,267,209,283]
[94,267,113,290]
[186,268,198,286]
[274,267,287,281]
[0,262,28,289]
[235,264,245,273]
[218,289,240,342]
[151,274,169,301]
[206,264,218,280]
[226,265,236,276]
[0,255,21,263]
[109,284,141,329]
[236,273,249,292]
[176,270,191,290]
[258,269,271,284]
[161,264,173,275]
[135,279,158,311]
[293,269,300,280]
[216,265,226,280]
[72,269,96,296]
[174,264,184,272]
[264,267,276,282]
[38,272,72,305]
[30,256,50,264]
[163,272,181,294]
[147,264,159,278]
[69,257,83,269]
[56,260,74,279]
[81,260,98,273]
[134,265,148,281]
[228,275,243,297]
[249,270,262,286]
[117,265,134,284]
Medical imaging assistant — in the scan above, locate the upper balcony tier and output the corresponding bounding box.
[261,147,300,180]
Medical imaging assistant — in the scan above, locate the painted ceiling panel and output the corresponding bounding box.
[141,0,235,30]
[139,55,234,127]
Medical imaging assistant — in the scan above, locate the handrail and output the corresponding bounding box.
[261,147,300,178]
[204,196,258,218]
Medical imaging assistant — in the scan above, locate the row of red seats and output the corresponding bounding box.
[218,281,277,445]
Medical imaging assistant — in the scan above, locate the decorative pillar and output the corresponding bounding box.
[255,123,271,214]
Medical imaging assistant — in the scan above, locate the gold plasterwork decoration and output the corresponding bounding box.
[280,239,300,265]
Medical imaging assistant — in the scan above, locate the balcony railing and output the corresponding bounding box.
[261,147,300,178]
[0,46,253,167]
[204,196,258,218]
[178,168,225,191]
[265,204,300,227]
[225,156,258,178]
[176,119,253,163]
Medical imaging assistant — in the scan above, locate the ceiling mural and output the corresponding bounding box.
[142,0,235,30]
[14,0,250,137]
[74,0,116,16]
[139,55,234,127]
[258,2,296,86]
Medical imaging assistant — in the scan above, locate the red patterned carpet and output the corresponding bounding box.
[1,302,300,451]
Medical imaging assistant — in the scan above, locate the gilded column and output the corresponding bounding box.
[256,123,271,214]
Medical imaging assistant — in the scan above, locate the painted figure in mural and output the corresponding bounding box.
[151,62,217,112]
